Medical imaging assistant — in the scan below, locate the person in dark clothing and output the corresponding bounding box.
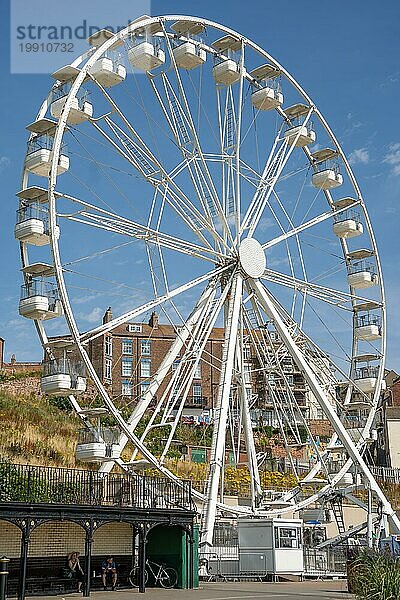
[101,556,117,590]
[67,551,84,592]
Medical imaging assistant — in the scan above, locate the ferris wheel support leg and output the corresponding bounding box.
[201,274,243,547]
[252,279,400,534]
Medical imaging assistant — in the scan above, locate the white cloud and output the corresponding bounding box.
[80,306,103,323]
[0,156,10,172]
[383,143,400,176]
[348,147,369,166]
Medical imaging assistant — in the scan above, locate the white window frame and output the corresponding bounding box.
[141,339,151,356]
[122,339,133,355]
[105,336,113,358]
[127,324,142,333]
[122,379,133,396]
[122,358,133,377]
[140,358,151,378]
[105,357,112,382]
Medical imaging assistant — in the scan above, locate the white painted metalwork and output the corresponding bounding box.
[17,14,396,553]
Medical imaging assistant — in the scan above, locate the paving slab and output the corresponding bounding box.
[21,580,353,600]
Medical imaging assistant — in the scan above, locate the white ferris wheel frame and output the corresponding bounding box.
[18,14,398,547]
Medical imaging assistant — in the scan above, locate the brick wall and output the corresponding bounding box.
[0,519,134,559]
[0,521,22,558]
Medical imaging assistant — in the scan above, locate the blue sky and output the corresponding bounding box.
[0,0,399,370]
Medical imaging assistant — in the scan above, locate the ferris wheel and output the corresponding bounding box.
[16,14,400,546]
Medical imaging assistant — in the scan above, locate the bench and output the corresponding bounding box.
[6,555,133,595]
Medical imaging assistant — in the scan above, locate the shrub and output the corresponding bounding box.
[349,549,400,600]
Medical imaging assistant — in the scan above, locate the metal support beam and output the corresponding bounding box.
[83,525,93,596]
[138,526,146,593]
[201,274,243,547]
[18,528,30,600]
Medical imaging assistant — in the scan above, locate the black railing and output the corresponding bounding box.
[0,461,193,511]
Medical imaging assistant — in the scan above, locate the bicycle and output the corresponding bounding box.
[128,558,178,588]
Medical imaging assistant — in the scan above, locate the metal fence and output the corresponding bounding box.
[303,547,347,577]
[0,460,193,510]
[199,546,347,580]
[370,465,400,484]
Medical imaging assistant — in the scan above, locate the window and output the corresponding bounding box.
[193,360,201,379]
[122,339,133,355]
[193,384,202,405]
[122,358,133,377]
[140,358,151,378]
[140,381,150,397]
[172,360,180,372]
[127,324,142,333]
[105,357,112,382]
[243,363,251,384]
[141,339,151,356]
[243,345,251,361]
[122,380,133,396]
[274,527,300,549]
[105,336,112,357]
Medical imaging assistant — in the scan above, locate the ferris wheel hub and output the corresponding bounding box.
[239,237,266,278]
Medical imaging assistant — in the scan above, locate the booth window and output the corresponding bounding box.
[274,527,300,549]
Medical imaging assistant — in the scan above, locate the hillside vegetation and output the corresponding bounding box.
[0,373,79,467]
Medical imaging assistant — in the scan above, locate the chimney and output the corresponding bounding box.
[148,311,159,329]
[103,307,113,325]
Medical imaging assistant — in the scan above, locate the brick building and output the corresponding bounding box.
[83,308,311,424]
[0,336,42,375]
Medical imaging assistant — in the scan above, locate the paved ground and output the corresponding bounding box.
[27,580,353,600]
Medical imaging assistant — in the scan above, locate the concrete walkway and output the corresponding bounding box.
[25,580,353,600]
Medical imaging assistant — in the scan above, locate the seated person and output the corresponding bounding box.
[66,551,84,592]
[102,556,117,590]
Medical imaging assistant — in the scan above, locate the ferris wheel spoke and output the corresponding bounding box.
[87,80,229,250]
[80,264,229,344]
[58,207,222,264]
[201,272,243,547]
[241,108,313,238]
[262,201,361,251]
[261,269,376,309]
[150,33,234,243]
[90,117,225,250]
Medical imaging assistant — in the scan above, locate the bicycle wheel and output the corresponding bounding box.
[159,566,178,589]
[128,567,149,588]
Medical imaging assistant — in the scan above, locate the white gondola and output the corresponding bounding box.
[51,94,93,125]
[127,21,165,71]
[18,263,63,320]
[41,341,86,395]
[171,20,206,70]
[250,64,283,111]
[348,261,378,289]
[76,419,120,462]
[25,119,69,176]
[333,207,363,238]
[14,203,60,246]
[311,148,343,190]
[355,312,382,341]
[212,35,242,85]
[354,365,379,394]
[284,125,315,147]
[87,29,126,87]
[283,104,315,146]
[90,55,127,87]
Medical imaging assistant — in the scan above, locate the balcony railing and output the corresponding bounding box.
[0,460,193,511]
